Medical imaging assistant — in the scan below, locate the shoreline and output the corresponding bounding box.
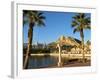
[29,53,91,60]
[27,61,91,69]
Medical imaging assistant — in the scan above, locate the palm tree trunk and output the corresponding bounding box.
[80,29,85,63]
[23,23,34,69]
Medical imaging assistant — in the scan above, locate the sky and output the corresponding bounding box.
[23,11,91,44]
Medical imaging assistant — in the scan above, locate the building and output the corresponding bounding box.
[48,36,91,54]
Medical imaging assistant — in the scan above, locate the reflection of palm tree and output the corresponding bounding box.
[72,13,90,63]
[23,10,45,69]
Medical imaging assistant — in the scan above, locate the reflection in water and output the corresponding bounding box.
[28,56,59,69]
[27,55,90,69]
[28,55,72,69]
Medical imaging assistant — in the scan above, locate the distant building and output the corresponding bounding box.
[23,36,91,54]
[32,42,48,49]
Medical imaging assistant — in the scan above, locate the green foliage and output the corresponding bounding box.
[72,13,91,34]
[23,10,45,27]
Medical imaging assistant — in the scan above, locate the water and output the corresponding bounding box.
[28,55,69,69]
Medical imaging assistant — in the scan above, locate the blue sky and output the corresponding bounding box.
[23,11,91,44]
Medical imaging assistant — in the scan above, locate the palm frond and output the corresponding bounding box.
[72,13,91,32]
[37,19,45,26]
[38,12,43,16]
[39,16,46,19]
[84,25,91,29]
[72,20,79,27]
[23,10,46,27]
[73,27,80,33]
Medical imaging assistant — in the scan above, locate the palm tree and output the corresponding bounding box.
[23,10,45,69]
[71,13,90,63]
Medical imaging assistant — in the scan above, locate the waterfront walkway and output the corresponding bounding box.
[30,53,91,60]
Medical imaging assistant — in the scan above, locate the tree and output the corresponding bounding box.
[71,13,90,63]
[23,10,45,69]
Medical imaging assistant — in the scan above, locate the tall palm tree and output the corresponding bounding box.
[71,13,90,63]
[23,10,45,69]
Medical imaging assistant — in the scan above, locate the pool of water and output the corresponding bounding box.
[27,55,69,69]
